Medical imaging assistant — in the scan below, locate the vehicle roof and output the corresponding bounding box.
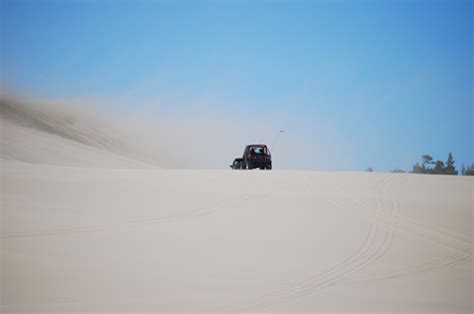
[246,144,267,147]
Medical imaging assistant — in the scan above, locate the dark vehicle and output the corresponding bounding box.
[230,144,272,170]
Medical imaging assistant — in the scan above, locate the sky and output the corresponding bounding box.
[1,0,472,171]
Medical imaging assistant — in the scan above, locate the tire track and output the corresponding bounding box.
[225,173,401,312]
[1,193,255,238]
[328,175,472,285]
[337,184,473,242]
[235,175,392,303]
[332,199,473,258]
[339,254,471,284]
[329,175,472,283]
[332,181,473,255]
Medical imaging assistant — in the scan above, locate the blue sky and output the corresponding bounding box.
[1,0,472,171]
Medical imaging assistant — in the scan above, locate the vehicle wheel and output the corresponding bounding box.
[266,165,272,170]
[241,161,247,170]
[246,161,252,170]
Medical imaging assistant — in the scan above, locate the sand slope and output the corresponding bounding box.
[0,97,178,168]
[0,99,472,313]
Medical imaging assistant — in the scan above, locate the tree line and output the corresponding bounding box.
[412,153,459,175]
[366,152,474,175]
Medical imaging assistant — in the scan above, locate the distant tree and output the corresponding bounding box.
[365,167,373,172]
[422,155,433,167]
[461,163,474,176]
[444,152,458,175]
[433,160,445,175]
[421,155,434,173]
[411,155,434,174]
[390,168,405,173]
[411,162,423,174]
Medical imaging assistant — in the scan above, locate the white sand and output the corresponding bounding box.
[1,98,472,313]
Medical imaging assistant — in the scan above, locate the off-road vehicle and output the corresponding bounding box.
[230,144,272,170]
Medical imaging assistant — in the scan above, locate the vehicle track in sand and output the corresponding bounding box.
[1,193,256,238]
[330,178,473,285]
[339,253,471,284]
[334,182,473,242]
[317,175,472,286]
[306,174,471,258]
[226,173,472,312]
[225,174,402,312]
[332,182,473,258]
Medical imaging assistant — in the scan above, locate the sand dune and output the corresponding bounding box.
[0,98,472,313]
[0,96,179,168]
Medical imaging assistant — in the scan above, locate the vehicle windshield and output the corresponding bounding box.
[249,146,268,156]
